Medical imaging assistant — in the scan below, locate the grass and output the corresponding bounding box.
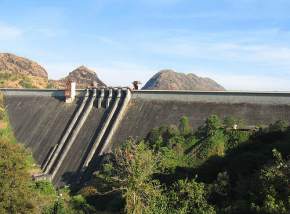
[0,93,17,144]
[0,71,48,88]
[0,93,36,169]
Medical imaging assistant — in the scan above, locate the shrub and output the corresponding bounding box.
[179,116,192,136]
[168,179,216,214]
[70,194,95,213]
[269,120,289,133]
[34,181,56,196]
[225,130,250,151]
[19,79,34,88]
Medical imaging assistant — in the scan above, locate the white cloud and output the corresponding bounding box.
[0,23,22,40]
[142,35,290,69]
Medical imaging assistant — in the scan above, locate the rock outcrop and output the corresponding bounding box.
[0,53,108,89]
[0,53,48,78]
[143,69,225,91]
[50,66,106,89]
[66,66,106,88]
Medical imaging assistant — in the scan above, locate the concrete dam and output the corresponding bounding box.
[2,88,290,186]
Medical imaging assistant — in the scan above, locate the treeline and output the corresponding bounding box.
[78,115,290,214]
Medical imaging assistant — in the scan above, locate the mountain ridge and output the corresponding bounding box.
[0,53,106,89]
[49,65,106,89]
[0,53,224,91]
[142,69,225,91]
[0,53,47,78]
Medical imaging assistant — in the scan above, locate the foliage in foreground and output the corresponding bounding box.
[79,115,290,214]
[0,93,95,214]
[1,88,290,214]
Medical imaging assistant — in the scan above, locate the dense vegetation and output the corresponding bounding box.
[0,93,94,213]
[75,115,290,214]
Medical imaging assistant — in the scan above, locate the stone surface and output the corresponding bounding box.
[51,66,106,89]
[143,69,225,91]
[0,53,48,78]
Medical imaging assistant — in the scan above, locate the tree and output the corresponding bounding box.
[205,115,222,136]
[93,140,169,213]
[168,179,216,214]
[0,140,38,213]
[179,116,192,136]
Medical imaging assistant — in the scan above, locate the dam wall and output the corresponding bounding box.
[109,90,290,151]
[2,89,290,186]
[2,88,129,186]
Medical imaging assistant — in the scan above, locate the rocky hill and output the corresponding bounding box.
[142,69,225,91]
[0,53,107,89]
[50,66,106,89]
[0,53,48,88]
[0,53,47,78]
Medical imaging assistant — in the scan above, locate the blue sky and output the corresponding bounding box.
[1,0,290,90]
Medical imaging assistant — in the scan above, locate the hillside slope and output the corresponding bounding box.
[50,65,106,89]
[0,53,107,89]
[0,53,47,78]
[143,69,225,91]
[0,53,49,88]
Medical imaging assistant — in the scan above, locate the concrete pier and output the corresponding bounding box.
[83,88,124,168]
[98,88,105,109]
[50,88,97,180]
[106,88,113,108]
[44,89,90,174]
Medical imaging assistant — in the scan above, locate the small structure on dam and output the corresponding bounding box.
[64,80,76,103]
[2,87,290,186]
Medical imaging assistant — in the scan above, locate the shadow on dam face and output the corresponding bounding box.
[3,88,127,187]
[4,94,109,186]
[53,102,107,186]
[5,95,79,165]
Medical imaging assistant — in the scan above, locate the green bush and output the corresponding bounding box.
[225,130,250,151]
[19,78,34,88]
[168,179,216,214]
[179,116,192,136]
[34,181,56,196]
[269,120,289,132]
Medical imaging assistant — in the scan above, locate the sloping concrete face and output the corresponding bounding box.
[4,93,110,186]
[2,89,130,187]
[5,95,79,165]
[53,105,106,186]
[110,91,290,149]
